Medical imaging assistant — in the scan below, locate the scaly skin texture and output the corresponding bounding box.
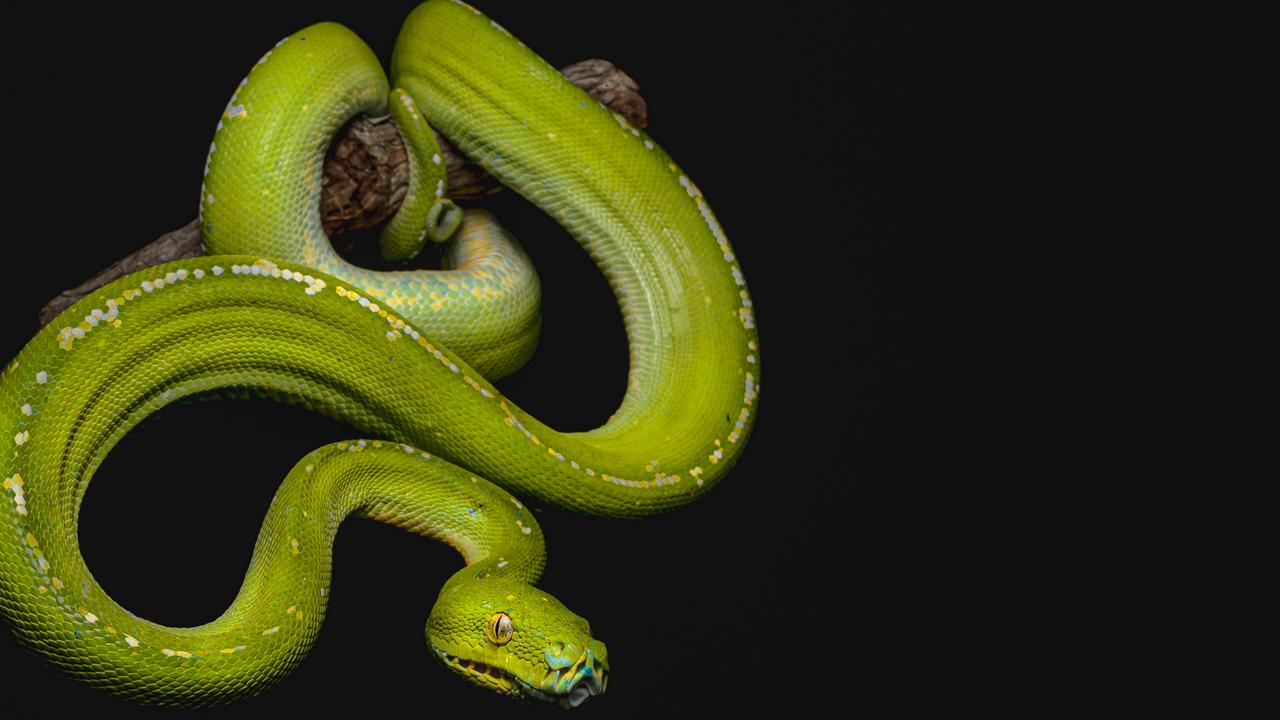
[0,0,756,707]
[379,88,462,260]
[200,20,537,380]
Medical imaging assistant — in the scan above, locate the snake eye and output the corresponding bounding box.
[486,612,513,645]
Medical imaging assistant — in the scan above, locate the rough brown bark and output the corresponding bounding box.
[39,59,648,326]
[37,221,205,327]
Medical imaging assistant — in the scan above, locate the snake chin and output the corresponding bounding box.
[433,646,608,708]
[436,649,521,697]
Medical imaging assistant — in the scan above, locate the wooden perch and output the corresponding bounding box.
[38,59,648,327]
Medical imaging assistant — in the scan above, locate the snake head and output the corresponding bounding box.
[426,576,609,707]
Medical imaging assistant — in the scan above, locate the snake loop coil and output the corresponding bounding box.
[0,0,757,708]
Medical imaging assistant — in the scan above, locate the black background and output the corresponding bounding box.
[1,1,914,715]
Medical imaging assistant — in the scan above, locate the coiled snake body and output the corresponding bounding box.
[0,0,758,707]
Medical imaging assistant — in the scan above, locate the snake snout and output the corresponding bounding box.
[561,667,605,708]
[562,672,603,708]
[558,644,608,709]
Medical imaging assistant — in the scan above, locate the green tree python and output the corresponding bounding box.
[0,0,758,708]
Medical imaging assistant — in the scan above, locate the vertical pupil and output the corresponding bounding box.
[491,614,509,642]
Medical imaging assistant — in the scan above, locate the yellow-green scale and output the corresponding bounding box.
[392,1,759,459]
[3,395,547,704]
[0,255,613,704]
[2,0,753,706]
[200,22,542,381]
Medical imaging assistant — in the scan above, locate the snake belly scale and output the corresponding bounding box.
[0,0,758,708]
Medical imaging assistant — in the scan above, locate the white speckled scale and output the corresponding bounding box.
[0,0,757,708]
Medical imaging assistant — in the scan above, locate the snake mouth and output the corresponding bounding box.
[515,655,607,709]
[438,651,520,695]
[435,647,608,708]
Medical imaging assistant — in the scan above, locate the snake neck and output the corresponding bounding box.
[232,441,547,621]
